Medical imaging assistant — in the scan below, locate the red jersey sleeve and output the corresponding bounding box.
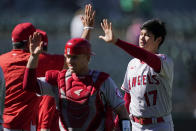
[23,68,41,94]
[115,39,161,72]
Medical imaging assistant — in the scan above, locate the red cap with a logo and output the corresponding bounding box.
[64,38,95,55]
[36,29,48,48]
[12,23,36,43]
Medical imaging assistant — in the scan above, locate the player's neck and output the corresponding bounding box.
[145,47,158,54]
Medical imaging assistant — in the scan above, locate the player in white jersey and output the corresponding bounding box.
[99,19,174,131]
[0,66,5,131]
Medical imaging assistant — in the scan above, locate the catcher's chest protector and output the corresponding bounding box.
[57,70,109,130]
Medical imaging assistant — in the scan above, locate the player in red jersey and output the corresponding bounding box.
[0,22,40,131]
[0,22,64,131]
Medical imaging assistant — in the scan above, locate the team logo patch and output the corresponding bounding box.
[67,42,72,45]
[67,48,70,54]
[74,89,83,96]
[116,88,123,98]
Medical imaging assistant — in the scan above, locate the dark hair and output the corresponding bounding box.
[12,42,27,49]
[141,19,166,48]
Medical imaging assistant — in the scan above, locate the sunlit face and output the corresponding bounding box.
[139,29,160,53]
[65,54,90,75]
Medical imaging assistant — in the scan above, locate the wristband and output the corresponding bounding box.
[121,120,131,131]
[83,26,94,30]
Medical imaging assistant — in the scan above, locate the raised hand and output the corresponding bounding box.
[99,19,117,44]
[29,32,43,56]
[81,4,96,28]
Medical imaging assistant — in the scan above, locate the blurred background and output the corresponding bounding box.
[0,0,196,130]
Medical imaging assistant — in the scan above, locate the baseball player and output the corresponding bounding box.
[34,4,95,131]
[0,22,41,131]
[23,32,131,131]
[99,19,174,131]
[0,66,5,131]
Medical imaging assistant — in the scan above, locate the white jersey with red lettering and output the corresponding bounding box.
[122,54,173,118]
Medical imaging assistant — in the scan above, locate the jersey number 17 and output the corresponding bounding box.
[144,90,157,106]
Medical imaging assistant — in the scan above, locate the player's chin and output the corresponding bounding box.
[139,45,145,48]
[69,67,75,72]
[70,69,76,74]
[139,41,147,47]
[139,43,147,49]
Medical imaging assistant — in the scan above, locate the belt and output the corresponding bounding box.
[132,115,164,125]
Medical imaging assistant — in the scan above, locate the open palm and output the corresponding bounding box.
[99,19,116,44]
[29,32,43,55]
[81,4,95,27]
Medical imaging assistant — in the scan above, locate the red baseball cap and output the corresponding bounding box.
[64,38,95,55]
[36,29,48,48]
[12,22,36,43]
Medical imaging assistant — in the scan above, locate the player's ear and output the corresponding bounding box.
[156,37,162,44]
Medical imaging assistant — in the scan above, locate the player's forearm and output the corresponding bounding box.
[115,39,161,72]
[23,68,41,94]
[27,55,39,69]
[81,28,91,40]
